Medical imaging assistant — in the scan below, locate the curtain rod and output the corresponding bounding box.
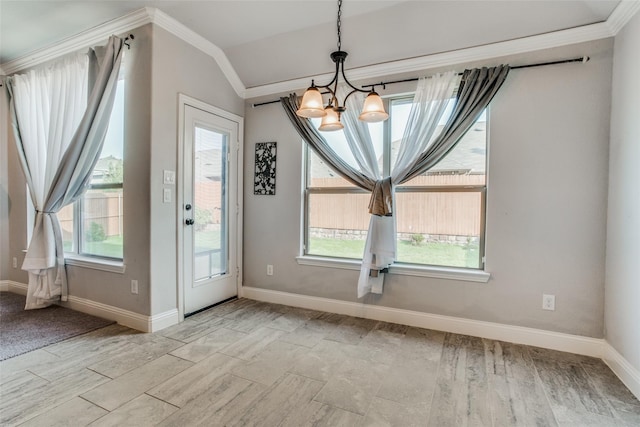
[0,34,135,87]
[251,55,589,108]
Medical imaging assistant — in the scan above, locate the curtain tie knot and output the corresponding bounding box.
[368,177,393,217]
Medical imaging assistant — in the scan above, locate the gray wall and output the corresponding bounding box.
[605,13,640,372]
[0,79,9,281]
[149,25,243,316]
[2,23,243,317]
[243,38,613,338]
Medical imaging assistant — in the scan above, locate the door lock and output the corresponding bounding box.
[185,218,194,225]
[185,204,192,211]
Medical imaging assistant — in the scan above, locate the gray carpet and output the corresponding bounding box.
[0,291,115,361]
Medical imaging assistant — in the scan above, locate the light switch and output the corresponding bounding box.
[163,170,176,185]
[163,188,172,203]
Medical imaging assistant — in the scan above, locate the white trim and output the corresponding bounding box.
[2,2,639,99]
[63,295,178,333]
[606,1,640,35]
[149,8,246,98]
[149,308,181,332]
[295,256,490,283]
[1,8,151,75]
[0,281,178,332]
[0,280,27,294]
[602,342,640,400]
[244,22,613,99]
[242,286,604,358]
[64,255,126,274]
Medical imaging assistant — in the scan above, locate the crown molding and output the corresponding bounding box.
[0,8,152,75]
[2,1,638,98]
[149,8,246,98]
[607,1,640,35]
[244,20,615,99]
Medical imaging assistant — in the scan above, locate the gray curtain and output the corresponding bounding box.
[7,35,125,309]
[399,66,510,184]
[281,94,375,192]
[282,66,509,216]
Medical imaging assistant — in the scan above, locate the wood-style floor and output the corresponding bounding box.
[1,298,638,426]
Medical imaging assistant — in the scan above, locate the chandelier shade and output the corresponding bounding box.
[358,91,389,123]
[318,106,344,131]
[296,86,326,118]
[295,0,388,131]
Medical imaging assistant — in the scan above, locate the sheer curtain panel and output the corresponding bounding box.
[7,35,125,309]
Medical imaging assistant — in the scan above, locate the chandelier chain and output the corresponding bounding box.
[337,0,342,51]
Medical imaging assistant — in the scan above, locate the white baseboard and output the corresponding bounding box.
[242,286,605,358]
[0,280,27,294]
[603,343,640,400]
[1,281,179,333]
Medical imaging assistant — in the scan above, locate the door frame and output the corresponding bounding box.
[176,94,244,321]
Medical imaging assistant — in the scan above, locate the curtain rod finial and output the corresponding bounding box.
[582,56,590,63]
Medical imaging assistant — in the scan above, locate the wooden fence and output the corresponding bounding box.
[58,192,123,239]
[309,174,484,236]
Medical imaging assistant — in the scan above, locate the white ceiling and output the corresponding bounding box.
[0,1,621,89]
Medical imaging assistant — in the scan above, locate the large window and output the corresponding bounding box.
[59,73,125,260]
[305,97,486,269]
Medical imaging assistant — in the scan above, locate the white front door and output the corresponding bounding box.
[182,103,240,315]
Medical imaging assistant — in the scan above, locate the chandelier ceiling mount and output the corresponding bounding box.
[296,0,389,131]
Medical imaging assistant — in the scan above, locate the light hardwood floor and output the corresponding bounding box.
[1,298,639,426]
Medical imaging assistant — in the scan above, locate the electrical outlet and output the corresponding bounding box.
[131,279,139,295]
[12,257,17,269]
[267,264,273,276]
[542,294,555,311]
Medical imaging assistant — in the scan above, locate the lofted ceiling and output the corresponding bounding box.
[0,0,623,90]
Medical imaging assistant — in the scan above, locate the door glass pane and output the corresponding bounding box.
[194,126,227,280]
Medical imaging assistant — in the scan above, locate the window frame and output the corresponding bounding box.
[302,95,489,274]
[63,67,125,265]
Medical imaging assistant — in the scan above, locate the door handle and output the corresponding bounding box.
[185,218,194,225]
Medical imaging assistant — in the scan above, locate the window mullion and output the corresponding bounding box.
[74,199,82,255]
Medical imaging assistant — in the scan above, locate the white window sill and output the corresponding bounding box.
[64,255,126,274]
[296,255,490,283]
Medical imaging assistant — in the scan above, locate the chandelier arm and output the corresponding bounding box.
[313,60,340,92]
[341,88,363,107]
[340,62,370,94]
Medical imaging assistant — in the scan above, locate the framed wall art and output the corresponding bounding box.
[254,142,277,195]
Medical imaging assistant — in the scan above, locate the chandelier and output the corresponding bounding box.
[295,0,389,131]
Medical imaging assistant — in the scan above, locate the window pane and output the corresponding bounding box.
[59,203,74,252]
[391,99,486,187]
[309,150,355,188]
[395,191,482,268]
[67,74,125,259]
[307,192,369,259]
[194,126,227,280]
[308,117,384,187]
[80,188,123,258]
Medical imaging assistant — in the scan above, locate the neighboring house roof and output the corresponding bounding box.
[311,121,486,179]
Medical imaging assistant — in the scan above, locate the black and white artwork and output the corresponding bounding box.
[254,142,277,195]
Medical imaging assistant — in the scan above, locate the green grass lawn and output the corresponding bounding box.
[308,237,480,268]
[77,235,123,259]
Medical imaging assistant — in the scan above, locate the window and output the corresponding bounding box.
[59,72,125,260]
[304,97,486,269]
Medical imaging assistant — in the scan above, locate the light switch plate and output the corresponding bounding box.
[163,170,176,185]
[163,188,172,203]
